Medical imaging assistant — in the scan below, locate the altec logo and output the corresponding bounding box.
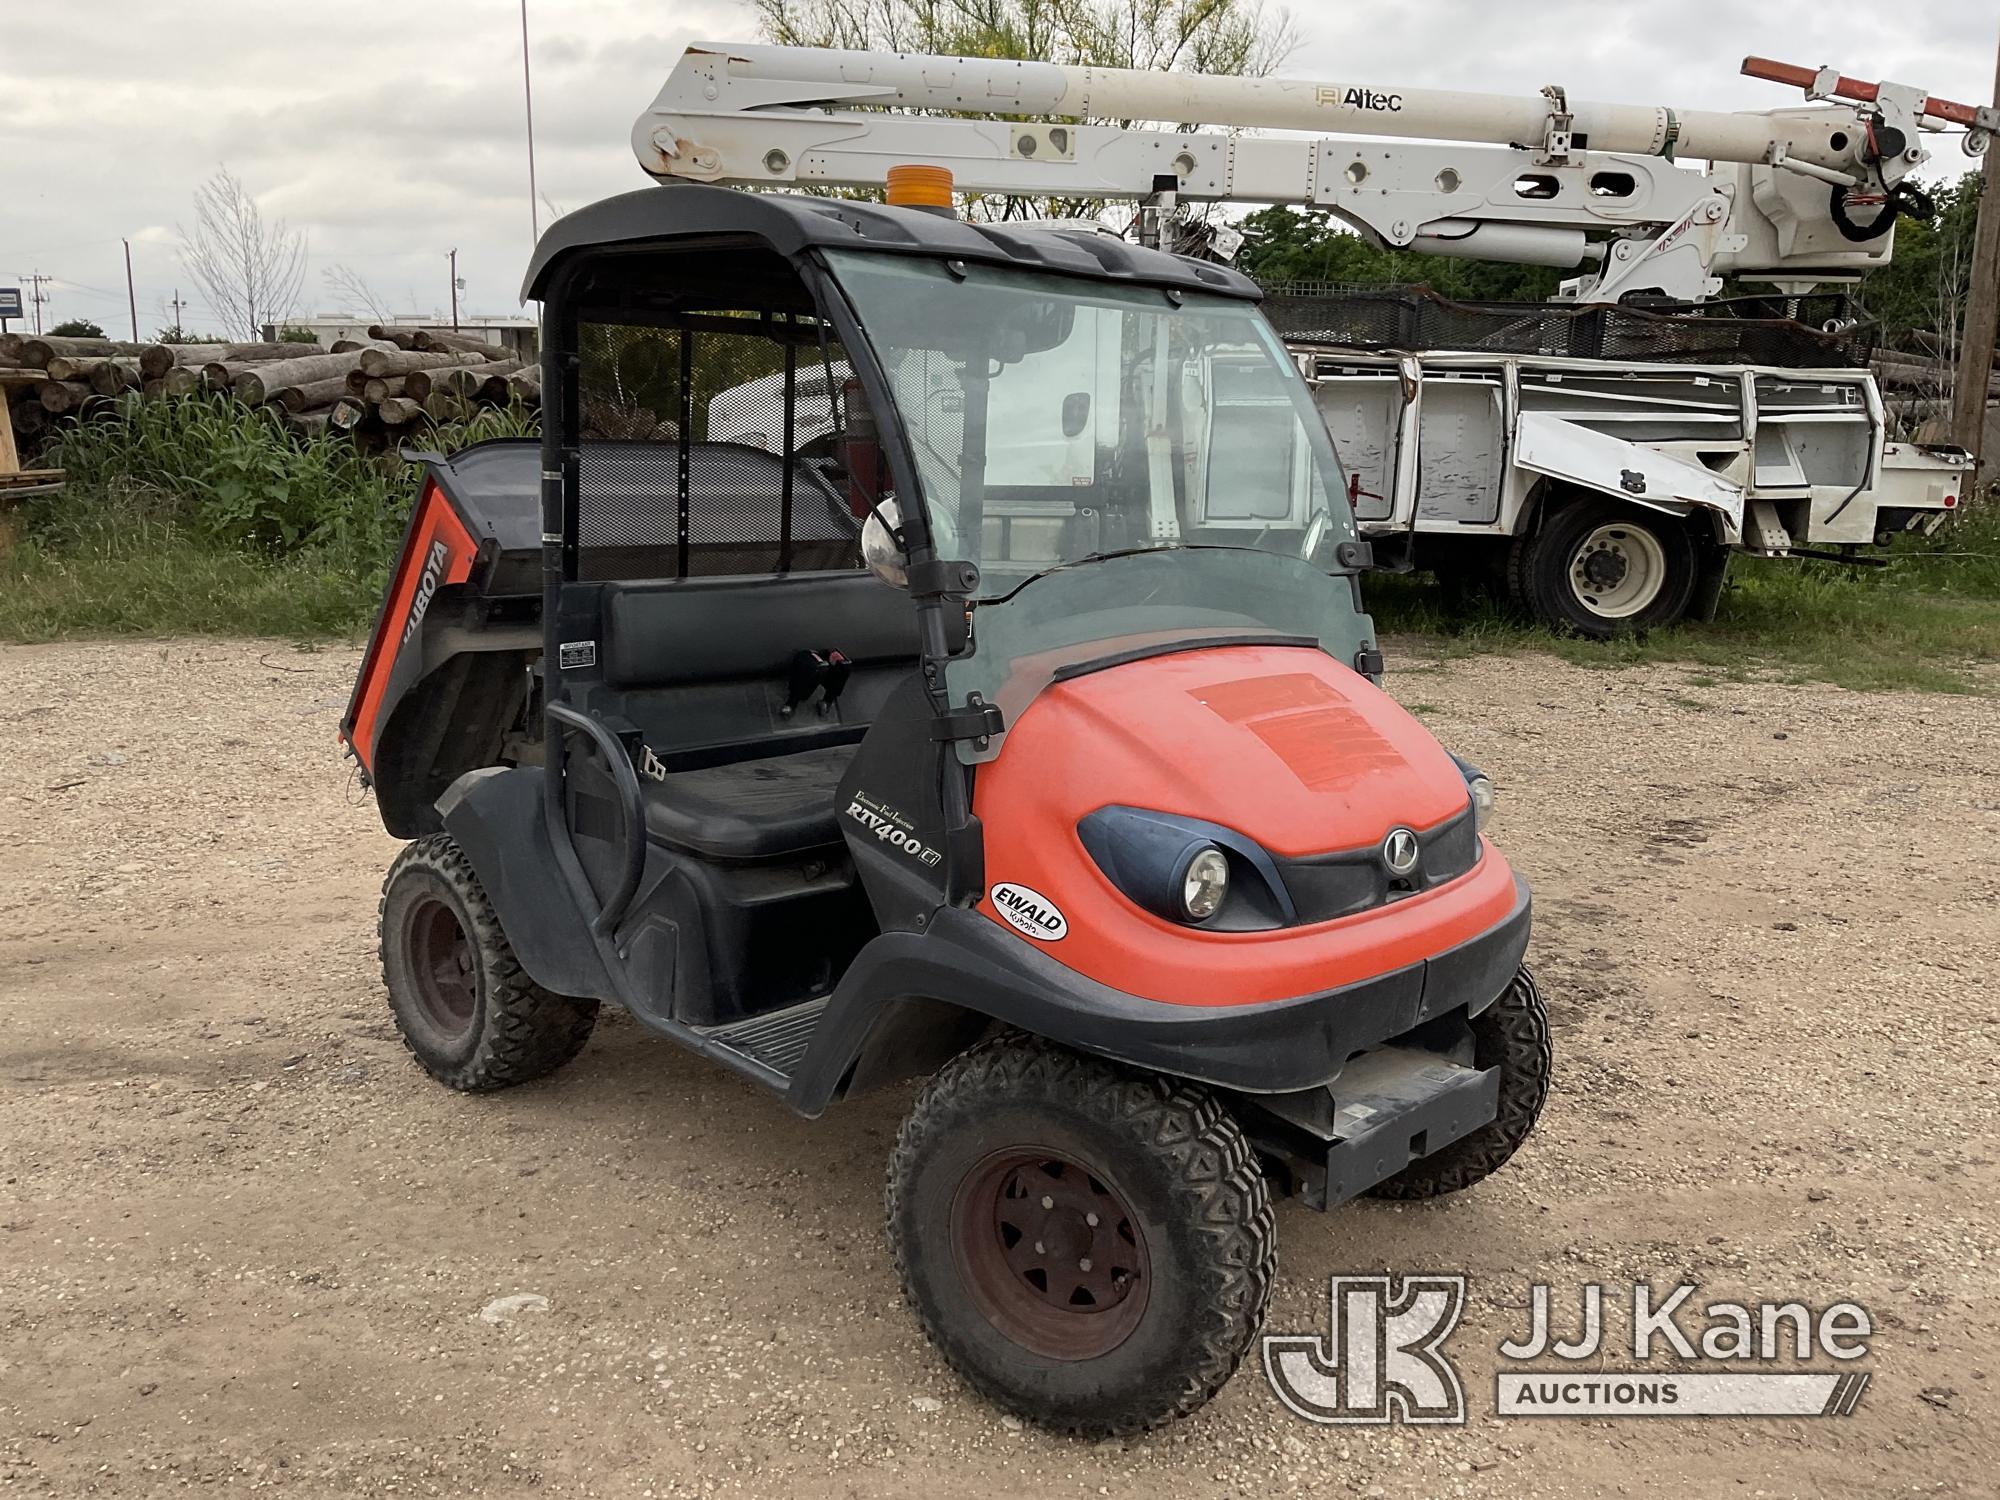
[1318,85,1403,112]
[402,540,451,644]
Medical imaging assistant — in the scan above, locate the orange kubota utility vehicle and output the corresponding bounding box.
[340,182,1550,1435]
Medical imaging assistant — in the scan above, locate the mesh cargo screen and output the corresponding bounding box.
[1257,284,1875,369]
[574,316,862,579]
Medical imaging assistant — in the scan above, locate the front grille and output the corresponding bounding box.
[1277,804,1481,925]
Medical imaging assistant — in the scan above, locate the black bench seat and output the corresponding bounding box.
[642,744,856,861]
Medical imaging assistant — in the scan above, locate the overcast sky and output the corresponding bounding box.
[3,1,1993,337]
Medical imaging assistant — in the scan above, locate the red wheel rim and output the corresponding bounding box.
[950,1148,1150,1361]
[403,895,476,1039]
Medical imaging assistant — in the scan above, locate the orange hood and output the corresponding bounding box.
[989,644,1469,858]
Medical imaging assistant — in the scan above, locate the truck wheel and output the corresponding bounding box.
[379,834,599,1092]
[1510,496,1697,638]
[1369,968,1550,1200]
[887,1034,1276,1436]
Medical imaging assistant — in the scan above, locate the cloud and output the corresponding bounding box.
[1,0,1989,331]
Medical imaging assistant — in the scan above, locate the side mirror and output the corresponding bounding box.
[1061,391,1091,438]
[862,496,911,590]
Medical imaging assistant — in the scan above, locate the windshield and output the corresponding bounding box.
[824,252,1356,596]
[825,251,1376,764]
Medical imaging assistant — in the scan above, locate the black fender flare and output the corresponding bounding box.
[783,889,1531,1117]
[435,766,616,1001]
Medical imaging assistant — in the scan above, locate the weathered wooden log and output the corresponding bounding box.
[506,368,542,405]
[412,328,501,358]
[136,344,176,379]
[43,355,107,381]
[141,377,167,400]
[404,358,497,401]
[267,373,357,412]
[469,360,525,400]
[422,392,467,423]
[38,379,92,413]
[329,396,371,431]
[357,348,477,379]
[376,396,426,425]
[368,325,420,350]
[331,337,397,354]
[360,375,406,403]
[18,336,156,368]
[89,359,142,396]
[285,409,333,439]
[209,341,322,363]
[163,343,230,367]
[0,334,24,365]
[232,352,363,405]
[161,366,204,396]
[420,360,522,403]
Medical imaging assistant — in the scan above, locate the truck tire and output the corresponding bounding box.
[1368,968,1550,1200]
[887,1033,1276,1436]
[379,834,599,1091]
[1509,495,1698,638]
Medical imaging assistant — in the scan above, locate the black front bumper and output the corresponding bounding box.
[790,877,1531,1113]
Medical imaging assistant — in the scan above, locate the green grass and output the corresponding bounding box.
[1366,502,2000,694]
[1,395,537,643]
[0,521,384,641]
[5,398,1997,695]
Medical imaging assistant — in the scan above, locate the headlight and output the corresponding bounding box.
[1077,807,1292,930]
[1179,846,1230,922]
[1448,753,1495,833]
[1467,775,1495,833]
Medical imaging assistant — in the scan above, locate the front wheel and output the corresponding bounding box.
[886,1034,1276,1437]
[1510,496,1699,638]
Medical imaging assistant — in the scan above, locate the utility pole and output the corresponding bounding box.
[26,271,50,334]
[170,288,186,334]
[448,249,460,331]
[123,238,139,341]
[520,0,541,246]
[1952,34,2000,480]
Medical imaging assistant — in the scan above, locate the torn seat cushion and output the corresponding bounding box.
[641,743,856,861]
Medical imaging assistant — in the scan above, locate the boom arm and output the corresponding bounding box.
[633,42,1994,302]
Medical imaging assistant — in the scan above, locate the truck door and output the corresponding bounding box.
[1310,356,1414,527]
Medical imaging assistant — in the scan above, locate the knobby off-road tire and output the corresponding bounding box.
[379,834,598,1092]
[886,1033,1276,1437]
[1509,495,1700,638]
[1369,967,1551,1200]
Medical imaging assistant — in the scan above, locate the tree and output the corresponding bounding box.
[322,263,388,323]
[756,0,1296,220]
[178,166,308,342]
[49,317,106,338]
[1236,204,1562,300]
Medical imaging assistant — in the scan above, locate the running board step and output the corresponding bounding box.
[696,997,830,1082]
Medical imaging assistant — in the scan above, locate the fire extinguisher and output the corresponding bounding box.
[839,376,885,519]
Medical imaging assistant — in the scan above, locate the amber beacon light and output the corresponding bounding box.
[885,163,955,212]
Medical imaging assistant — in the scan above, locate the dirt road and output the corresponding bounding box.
[1,639,1995,1498]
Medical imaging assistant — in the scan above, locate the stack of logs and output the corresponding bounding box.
[0,326,540,457]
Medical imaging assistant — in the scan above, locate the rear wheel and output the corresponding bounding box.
[379,834,599,1091]
[1369,967,1551,1200]
[887,1034,1275,1436]
[1510,495,1698,637]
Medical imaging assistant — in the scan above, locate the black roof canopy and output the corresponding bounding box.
[521,184,1261,303]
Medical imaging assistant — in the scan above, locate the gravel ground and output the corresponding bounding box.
[1,638,1996,1499]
